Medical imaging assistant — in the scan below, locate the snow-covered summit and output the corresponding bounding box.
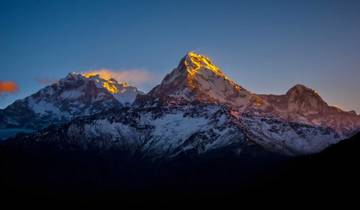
[181,51,225,77]
[81,72,143,104]
[149,52,251,108]
[0,72,143,129]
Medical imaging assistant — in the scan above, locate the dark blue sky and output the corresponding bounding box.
[1,0,360,112]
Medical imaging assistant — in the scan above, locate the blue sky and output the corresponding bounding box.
[1,0,360,112]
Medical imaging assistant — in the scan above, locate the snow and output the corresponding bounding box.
[113,90,138,104]
[145,112,210,151]
[60,90,83,99]
[61,105,247,157]
[197,71,250,107]
[27,98,66,118]
[242,116,341,155]
[142,109,243,155]
[86,74,141,104]
[56,101,350,157]
[67,119,142,150]
[92,92,107,102]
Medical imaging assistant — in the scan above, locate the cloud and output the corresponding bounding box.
[83,69,155,89]
[35,78,58,86]
[0,81,18,94]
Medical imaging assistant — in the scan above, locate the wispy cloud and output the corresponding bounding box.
[34,78,58,86]
[83,69,155,90]
[0,81,18,94]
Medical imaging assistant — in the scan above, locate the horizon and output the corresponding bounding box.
[1,0,360,112]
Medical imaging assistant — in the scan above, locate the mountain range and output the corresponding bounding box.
[1,52,359,158]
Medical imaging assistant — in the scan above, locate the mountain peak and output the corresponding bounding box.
[82,72,129,88]
[148,52,250,107]
[179,51,225,78]
[63,72,83,80]
[286,84,320,97]
[74,72,134,96]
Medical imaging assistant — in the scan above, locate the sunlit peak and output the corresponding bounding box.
[184,52,224,77]
[82,71,129,94]
[83,71,113,80]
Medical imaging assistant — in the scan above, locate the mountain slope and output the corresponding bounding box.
[7,105,263,158]
[5,102,342,157]
[0,72,143,130]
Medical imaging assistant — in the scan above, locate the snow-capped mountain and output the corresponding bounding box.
[0,72,143,129]
[149,52,360,136]
[149,52,252,109]
[119,52,359,155]
[3,52,360,158]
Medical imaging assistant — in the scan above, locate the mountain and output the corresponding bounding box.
[257,84,360,135]
[144,52,360,154]
[148,52,360,136]
[0,72,143,130]
[4,52,360,157]
[149,52,252,108]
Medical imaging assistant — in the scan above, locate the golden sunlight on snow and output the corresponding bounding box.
[184,52,244,93]
[82,71,126,94]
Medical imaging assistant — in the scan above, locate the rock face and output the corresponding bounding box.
[2,52,360,158]
[0,73,143,129]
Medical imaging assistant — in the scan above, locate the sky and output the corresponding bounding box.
[0,0,359,112]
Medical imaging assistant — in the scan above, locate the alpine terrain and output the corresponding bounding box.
[2,52,360,157]
[1,52,360,201]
